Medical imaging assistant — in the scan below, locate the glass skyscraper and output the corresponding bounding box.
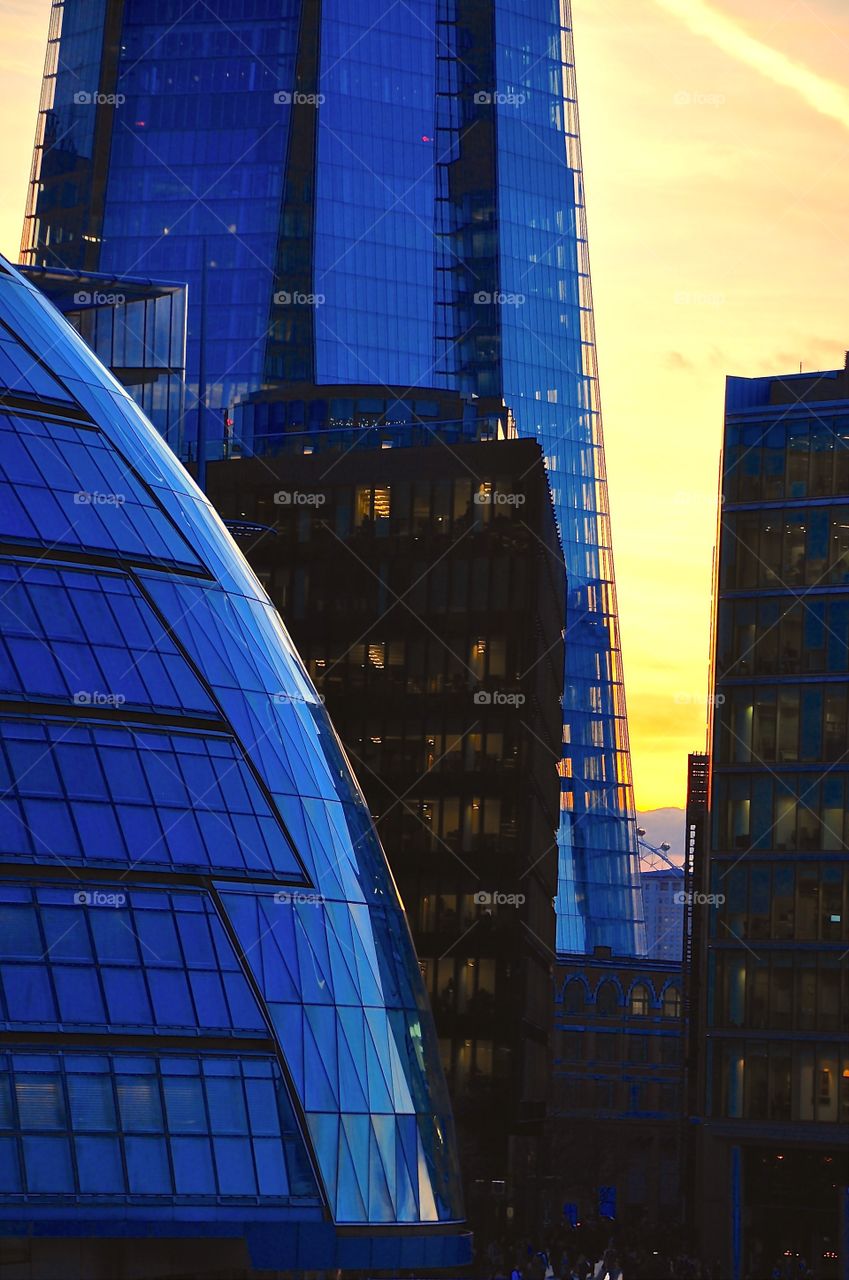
[694,363,849,1276]
[22,0,645,955]
[0,254,466,1272]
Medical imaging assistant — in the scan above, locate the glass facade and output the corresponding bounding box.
[0,256,466,1266]
[18,267,187,451]
[709,372,849,1104]
[695,365,849,1274]
[21,0,643,956]
[491,5,641,952]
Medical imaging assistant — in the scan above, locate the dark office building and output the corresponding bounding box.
[206,430,565,1237]
[22,0,644,957]
[553,949,683,1234]
[695,360,849,1279]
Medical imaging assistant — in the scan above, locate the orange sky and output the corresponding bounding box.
[1,0,847,811]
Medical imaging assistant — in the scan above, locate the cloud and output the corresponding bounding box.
[664,347,731,372]
[665,351,694,371]
[749,338,847,374]
[653,0,849,133]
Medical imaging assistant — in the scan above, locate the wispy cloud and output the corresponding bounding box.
[654,0,849,132]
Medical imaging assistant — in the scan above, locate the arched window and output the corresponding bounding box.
[562,980,586,1014]
[629,983,651,1016]
[662,985,682,1018]
[595,981,619,1016]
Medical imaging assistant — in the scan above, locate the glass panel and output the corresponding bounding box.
[0,414,200,568]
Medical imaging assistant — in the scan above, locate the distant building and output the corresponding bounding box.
[207,430,566,1241]
[553,947,684,1232]
[641,867,685,961]
[694,359,849,1280]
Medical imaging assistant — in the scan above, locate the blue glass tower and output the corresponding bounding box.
[22,0,645,955]
[0,254,466,1271]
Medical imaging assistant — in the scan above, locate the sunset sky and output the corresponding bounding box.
[1,0,847,813]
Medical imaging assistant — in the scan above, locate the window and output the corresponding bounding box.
[353,486,391,527]
[629,983,651,1016]
[662,986,681,1018]
[595,981,619,1016]
[562,980,586,1014]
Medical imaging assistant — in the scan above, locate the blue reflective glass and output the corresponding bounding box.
[314,1,441,388]
[124,1135,171,1193]
[0,258,463,1229]
[0,885,269,1038]
[220,885,458,1223]
[0,414,202,570]
[171,1136,215,1194]
[0,323,73,402]
[0,1137,21,1191]
[18,0,297,426]
[23,1136,74,1192]
[0,1049,321,1203]
[75,1135,124,1192]
[67,1074,116,1132]
[0,720,303,879]
[0,563,215,715]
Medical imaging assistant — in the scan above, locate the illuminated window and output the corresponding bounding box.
[662,986,681,1018]
[353,486,391,526]
[629,984,650,1017]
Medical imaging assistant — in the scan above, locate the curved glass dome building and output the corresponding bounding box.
[0,256,466,1274]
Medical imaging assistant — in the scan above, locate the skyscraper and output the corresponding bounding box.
[22,0,644,955]
[0,253,467,1273]
[694,362,849,1277]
